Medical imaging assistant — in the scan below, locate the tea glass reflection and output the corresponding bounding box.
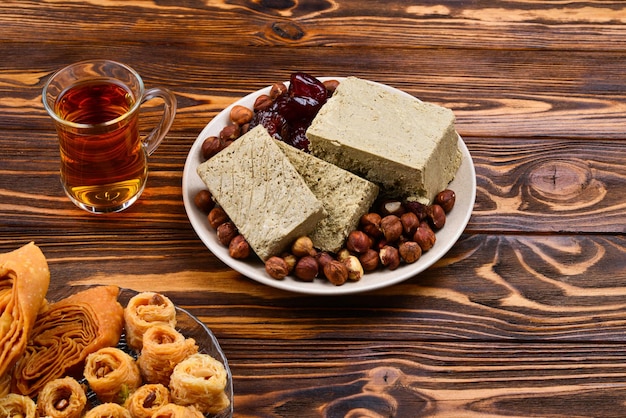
[42,60,177,213]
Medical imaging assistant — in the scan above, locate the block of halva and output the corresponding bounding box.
[276,141,379,253]
[196,125,325,261]
[307,76,462,203]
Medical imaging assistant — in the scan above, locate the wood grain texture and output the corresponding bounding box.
[1,1,625,416]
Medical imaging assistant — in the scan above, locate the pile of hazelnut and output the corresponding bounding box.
[264,191,455,285]
[194,188,456,286]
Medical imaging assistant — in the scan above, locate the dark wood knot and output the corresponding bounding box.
[526,159,605,209]
[271,21,305,40]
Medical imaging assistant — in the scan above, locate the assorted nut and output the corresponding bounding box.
[194,187,456,285]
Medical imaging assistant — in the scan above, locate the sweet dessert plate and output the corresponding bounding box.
[182,77,476,295]
[49,286,234,418]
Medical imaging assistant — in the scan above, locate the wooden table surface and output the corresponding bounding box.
[2,1,625,417]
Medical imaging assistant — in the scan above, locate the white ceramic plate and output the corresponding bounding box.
[50,286,234,418]
[182,77,476,295]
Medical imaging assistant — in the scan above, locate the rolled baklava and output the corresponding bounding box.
[123,292,176,351]
[0,393,37,418]
[36,376,87,418]
[83,403,132,418]
[169,353,230,414]
[84,347,142,404]
[124,383,170,418]
[151,403,204,418]
[137,324,197,385]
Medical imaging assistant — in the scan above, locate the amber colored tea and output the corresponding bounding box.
[54,79,148,212]
[43,59,176,213]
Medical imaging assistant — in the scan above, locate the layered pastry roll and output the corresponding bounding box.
[84,347,142,404]
[36,376,87,418]
[0,393,37,418]
[0,242,50,378]
[124,292,176,351]
[84,403,132,418]
[125,383,170,418]
[12,285,124,397]
[151,403,204,418]
[137,324,197,385]
[169,353,230,414]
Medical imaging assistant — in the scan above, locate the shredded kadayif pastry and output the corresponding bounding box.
[151,403,204,418]
[137,324,198,386]
[123,291,177,351]
[0,393,37,418]
[84,347,142,403]
[11,285,124,397]
[0,242,50,379]
[36,376,87,418]
[124,383,171,418]
[169,353,230,414]
[83,402,132,418]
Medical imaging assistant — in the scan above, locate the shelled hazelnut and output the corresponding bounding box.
[216,221,238,246]
[207,207,228,230]
[291,236,316,258]
[219,124,240,142]
[343,255,364,281]
[323,260,348,286]
[399,241,422,264]
[194,190,215,214]
[413,221,436,251]
[345,230,371,254]
[379,246,400,270]
[253,94,273,112]
[427,204,446,230]
[435,189,456,213]
[201,136,224,160]
[379,200,405,217]
[230,105,254,126]
[359,249,380,272]
[359,213,382,239]
[380,215,403,243]
[315,252,333,271]
[294,256,318,281]
[265,256,289,280]
[228,235,250,259]
[270,83,287,99]
[400,212,419,236]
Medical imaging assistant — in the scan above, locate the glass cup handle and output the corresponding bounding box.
[141,87,177,156]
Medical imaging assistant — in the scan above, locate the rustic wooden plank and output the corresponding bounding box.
[1,233,622,344]
[220,340,626,417]
[3,1,626,51]
[3,43,626,141]
[1,130,623,234]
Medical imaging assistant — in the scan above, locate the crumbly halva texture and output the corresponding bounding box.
[276,141,379,253]
[307,76,462,203]
[196,126,325,261]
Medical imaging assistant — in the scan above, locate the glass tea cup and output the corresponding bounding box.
[42,59,177,214]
